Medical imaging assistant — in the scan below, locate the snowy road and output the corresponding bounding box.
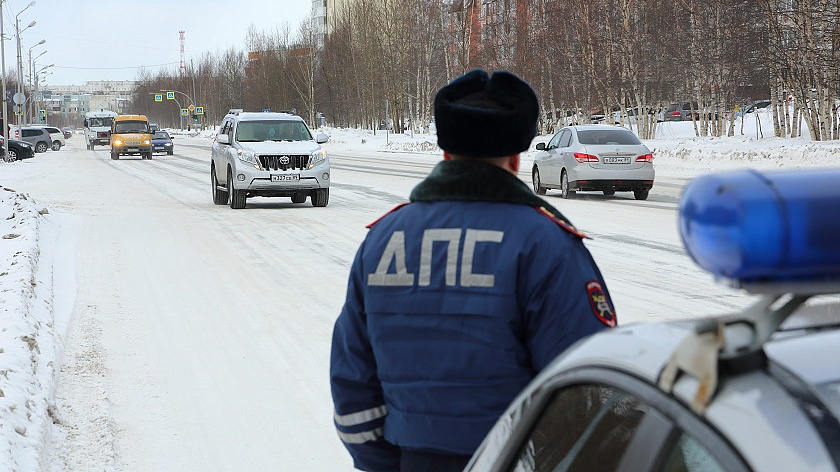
[2,135,756,471]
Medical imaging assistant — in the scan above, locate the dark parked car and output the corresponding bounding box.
[4,138,36,161]
[734,100,772,119]
[466,168,840,472]
[663,101,699,121]
[151,130,174,155]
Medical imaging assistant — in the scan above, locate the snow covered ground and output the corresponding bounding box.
[1,110,839,471]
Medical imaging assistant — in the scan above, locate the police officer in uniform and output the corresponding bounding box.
[330,69,617,472]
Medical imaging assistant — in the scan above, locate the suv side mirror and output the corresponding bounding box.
[216,134,230,145]
[316,133,329,144]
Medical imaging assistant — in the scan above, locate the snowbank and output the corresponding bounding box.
[0,187,58,471]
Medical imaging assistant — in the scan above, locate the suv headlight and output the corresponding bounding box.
[237,149,261,169]
[308,149,326,169]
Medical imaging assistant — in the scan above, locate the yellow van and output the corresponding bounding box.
[110,114,153,160]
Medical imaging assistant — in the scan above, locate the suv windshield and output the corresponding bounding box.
[577,129,641,145]
[115,121,150,134]
[236,120,312,142]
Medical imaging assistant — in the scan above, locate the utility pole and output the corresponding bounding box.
[1,0,9,159]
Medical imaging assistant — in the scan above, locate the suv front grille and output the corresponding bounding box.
[259,154,310,171]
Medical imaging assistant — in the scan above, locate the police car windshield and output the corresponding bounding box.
[236,120,312,142]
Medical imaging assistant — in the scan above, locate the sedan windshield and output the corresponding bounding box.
[153,131,170,139]
[236,120,312,142]
[577,129,641,145]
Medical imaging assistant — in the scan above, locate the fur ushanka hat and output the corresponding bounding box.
[434,69,539,158]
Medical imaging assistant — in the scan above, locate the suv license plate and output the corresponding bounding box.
[603,157,630,164]
[271,174,300,182]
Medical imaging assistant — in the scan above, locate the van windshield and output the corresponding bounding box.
[236,120,312,142]
[114,121,149,134]
[88,117,114,127]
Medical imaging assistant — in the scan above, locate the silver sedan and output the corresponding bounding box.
[532,125,655,200]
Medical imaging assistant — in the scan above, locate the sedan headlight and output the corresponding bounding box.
[308,149,327,169]
[164,142,173,147]
[237,149,261,169]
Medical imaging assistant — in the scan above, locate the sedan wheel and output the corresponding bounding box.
[6,149,17,162]
[633,188,650,200]
[560,171,576,199]
[532,167,547,195]
[603,189,616,196]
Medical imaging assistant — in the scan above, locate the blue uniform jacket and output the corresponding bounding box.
[330,159,616,472]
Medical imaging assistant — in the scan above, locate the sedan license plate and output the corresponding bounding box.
[603,157,630,164]
[271,174,300,182]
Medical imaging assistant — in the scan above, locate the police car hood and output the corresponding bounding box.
[239,140,319,155]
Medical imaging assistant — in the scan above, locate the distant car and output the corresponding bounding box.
[466,168,840,472]
[664,101,699,121]
[5,138,36,161]
[61,127,72,139]
[152,130,174,155]
[15,127,51,153]
[40,126,66,150]
[734,100,772,119]
[532,125,654,200]
[612,107,665,125]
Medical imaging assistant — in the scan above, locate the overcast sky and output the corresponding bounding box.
[1,0,312,86]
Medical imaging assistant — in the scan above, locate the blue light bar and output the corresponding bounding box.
[678,168,840,285]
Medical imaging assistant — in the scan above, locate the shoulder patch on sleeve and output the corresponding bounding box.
[586,280,617,327]
[366,202,411,228]
[535,206,588,239]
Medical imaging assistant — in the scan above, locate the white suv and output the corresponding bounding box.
[210,110,330,209]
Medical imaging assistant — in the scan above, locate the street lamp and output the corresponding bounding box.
[15,1,37,132]
[27,39,46,122]
[159,90,195,130]
[33,63,53,123]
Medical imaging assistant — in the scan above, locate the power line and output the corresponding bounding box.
[52,62,180,71]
